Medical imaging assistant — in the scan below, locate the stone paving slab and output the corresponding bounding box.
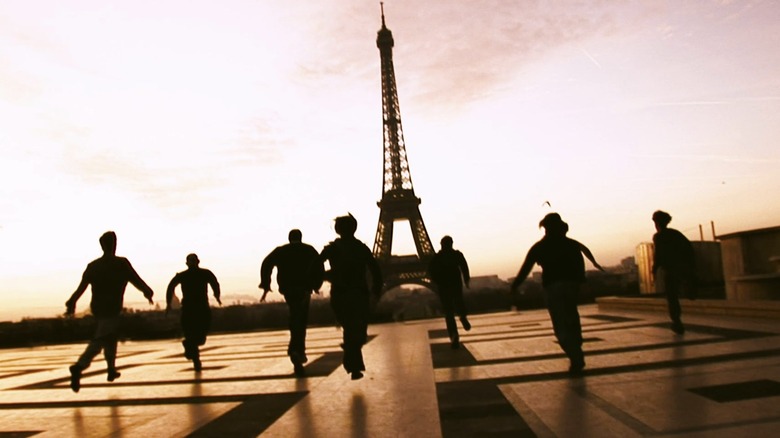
[1,305,779,437]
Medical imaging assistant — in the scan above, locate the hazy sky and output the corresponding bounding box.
[2,0,779,320]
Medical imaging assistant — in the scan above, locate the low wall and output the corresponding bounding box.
[596,296,780,319]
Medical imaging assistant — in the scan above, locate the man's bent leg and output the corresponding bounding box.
[98,317,121,381]
[561,285,585,373]
[71,337,101,392]
[72,317,121,389]
[287,293,311,364]
[182,307,210,370]
[75,339,103,371]
[453,290,471,331]
[439,292,459,347]
[76,317,120,370]
[665,273,684,334]
[339,296,368,379]
[104,337,121,381]
[330,296,353,374]
[544,285,567,353]
[546,283,584,372]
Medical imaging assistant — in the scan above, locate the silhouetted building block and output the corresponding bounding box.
[718,226,780,300]
[692,241,725,298]
[469,275,509,290]
[636,242,655,294]
[636,241,724,298]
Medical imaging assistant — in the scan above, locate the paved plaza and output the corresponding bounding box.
[1,304,780,437]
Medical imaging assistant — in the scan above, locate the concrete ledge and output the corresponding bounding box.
[596,296,780,319]
[732,273,780,300]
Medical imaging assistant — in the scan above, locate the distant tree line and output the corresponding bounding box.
[0,278,638,349]
[0,300,337,349]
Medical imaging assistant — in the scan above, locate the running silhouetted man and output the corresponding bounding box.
[428,235,471,349]
[316,214,382,380]
[65,231,154,392]
[652,210,695,335]
[166,253,221,371]
[259,229,320,376]
[510,213,603,375]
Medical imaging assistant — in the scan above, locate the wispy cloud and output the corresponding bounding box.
[648,100,732,107]
[640,96,780,110]
[632,153,780,164]
[0,11,72,104]
[579,47,603,69]
[0,12,65,57]
[0,57,44,104]
[39,115,286,214]
[60,146,227,213]
[290,1,662,112]
[226,117,287,167]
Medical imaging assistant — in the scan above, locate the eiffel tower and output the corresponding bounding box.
[372,5,436,291]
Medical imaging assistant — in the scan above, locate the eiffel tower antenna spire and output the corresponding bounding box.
[372,6,435,291]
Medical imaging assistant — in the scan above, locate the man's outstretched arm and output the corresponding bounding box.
[126,261,154,304]
[511,251,537,292]
[65,272,90,315]
[579,242,605,271]
[458,252,471,288]
[166,275,180,311]
[259,250,277,291]
[209,271,222,305]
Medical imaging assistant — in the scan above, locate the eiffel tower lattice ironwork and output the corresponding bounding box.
[372,6,435,291]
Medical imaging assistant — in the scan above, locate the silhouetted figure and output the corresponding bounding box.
[259,229,320,377]
[652,210,695,335]
[166,253,221,372]
[510,213,603,375]
[428,235,471,349]
[65,231,154,392]
[316,214,382,380]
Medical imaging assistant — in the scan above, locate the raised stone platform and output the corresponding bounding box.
[1,305,780,436]
[597,296,780,319]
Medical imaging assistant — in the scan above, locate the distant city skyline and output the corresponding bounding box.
[2,1,779,321]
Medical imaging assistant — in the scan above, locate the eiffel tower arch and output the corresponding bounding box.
[372,6,436,292]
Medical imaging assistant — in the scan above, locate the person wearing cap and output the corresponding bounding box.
[166,253,221,372]
[429,235,472,349]
[651,210,695,335]
[510,213,603,375]
[259,229,321,376]
[315,214,383,380]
